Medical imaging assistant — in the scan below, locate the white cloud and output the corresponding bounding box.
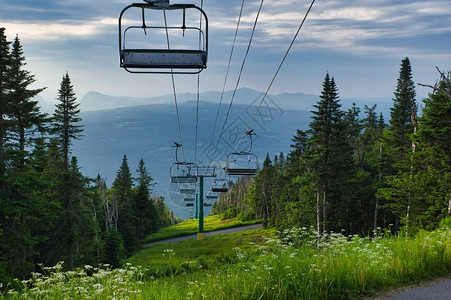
[2,18,117,41]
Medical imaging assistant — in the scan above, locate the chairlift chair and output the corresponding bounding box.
[170,142,198,183]
[119,0,208,74]
[211,178,228,193]
[203,203,212,207]
[179,183,196,194]
[226,129,259,176]
[226,152,259,176]
[186,202,194,207]
[206,193,217,200]
[170,162,198,183]
[184,195,195,202]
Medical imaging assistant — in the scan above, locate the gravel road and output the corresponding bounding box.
[373,276,451,300]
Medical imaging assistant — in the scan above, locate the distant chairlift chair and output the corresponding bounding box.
[170,142,198,183]
[205,193,217,200]
[226,129,259,176]
[179,183,196,194]
[211,178,228,193]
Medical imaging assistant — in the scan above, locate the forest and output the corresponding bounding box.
[213,59,450,237]
[1,25,450,287]
[0,28,173,283]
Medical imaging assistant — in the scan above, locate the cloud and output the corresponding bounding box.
[2,18,117,41]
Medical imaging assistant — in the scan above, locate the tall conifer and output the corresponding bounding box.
[52,72,83,168]
[0,28,12,176]
[8,35,47,165]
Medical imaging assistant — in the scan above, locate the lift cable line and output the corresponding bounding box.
[233,0,316,153]
[164,9,185,161]
[209,0,265,164]
[209,0,246,144]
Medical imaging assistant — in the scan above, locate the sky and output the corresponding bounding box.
[1,0,450,104]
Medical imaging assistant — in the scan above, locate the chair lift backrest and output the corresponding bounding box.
[119,1,208,74]
[211,178,228,193]
[179,183,196,194]
[225,129,258,176]
[226,152,259,176]
[170,162,198,183]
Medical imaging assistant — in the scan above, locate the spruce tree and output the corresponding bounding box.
[134,158,158,243]
[50,73,85,269]
[308,73,356,233]
[52,72,83,168]
[388,57,417,165]
[0,27,12,176]
[383,57,417,232]
[112,155,138,255]
[8,35,47,165]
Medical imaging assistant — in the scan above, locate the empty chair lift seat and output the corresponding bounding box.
[121,49,207,69]
[226,168,257,176]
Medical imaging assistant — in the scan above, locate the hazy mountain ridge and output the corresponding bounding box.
[76,87,392,115]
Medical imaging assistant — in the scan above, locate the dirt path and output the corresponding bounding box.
[143,223,264,247]
[372,275,451,300]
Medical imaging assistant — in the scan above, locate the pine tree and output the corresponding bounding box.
[52,72,83,168]
[49,73,84,269]
[0,27,12,176]
[308,73,356,233]
[133,158,158,243]
[8,35,47,166]
[112,155,138,255]
[388,57,417,165]
[383,57,417,232]
[413,71,451,226]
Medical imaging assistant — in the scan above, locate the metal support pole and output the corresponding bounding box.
[197,176,204,239]
[195,193,199,219]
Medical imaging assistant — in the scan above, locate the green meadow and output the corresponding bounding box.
[4,218,451,299]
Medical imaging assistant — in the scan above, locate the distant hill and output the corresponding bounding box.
[78,87,392,116]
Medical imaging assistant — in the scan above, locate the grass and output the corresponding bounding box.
[130,228,275,277]
[143,215,261,243]
[4,218,451,299]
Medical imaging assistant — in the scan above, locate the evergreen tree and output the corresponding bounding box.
[412,71,451,227]
[48,73,84,269]
[383,57,417,232]
[52,72,83,168]
[388,57,417,165]
[112,155,138,255]
[133,158,158,244]
[308,73,357,233]
[0,27,12,176]
[8,35,47,166]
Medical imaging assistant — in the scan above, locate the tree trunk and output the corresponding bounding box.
[322,189,327,233]
[316,189,321,234]
[374,141,383,230]
[406,99,418,236]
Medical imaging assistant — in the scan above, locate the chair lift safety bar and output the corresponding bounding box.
[119,0,208,74]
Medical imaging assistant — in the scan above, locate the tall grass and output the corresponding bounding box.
[4,219,451,299]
